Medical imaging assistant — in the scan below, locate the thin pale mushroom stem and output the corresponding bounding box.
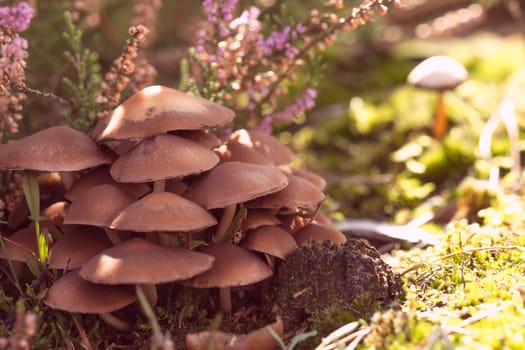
[152,179,166,193]
[104,228,122,246]
[433,91,447,140]
[140,283,158,307]
[180,233,191,248]
[163,232,191,248]
[99,312,131,331]
[214,204,236,242]
[264,254,275,270]
[219,287,232,314]
[260,254,276,304]
[135,284,163,345]
[157,232,172,246]
[58,172,76,191]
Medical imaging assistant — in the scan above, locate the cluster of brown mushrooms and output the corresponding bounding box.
[0,85,347,346]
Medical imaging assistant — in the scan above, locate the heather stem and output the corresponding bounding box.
[255,0,387,112]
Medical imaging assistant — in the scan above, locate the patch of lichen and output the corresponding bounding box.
[271,239,403,348]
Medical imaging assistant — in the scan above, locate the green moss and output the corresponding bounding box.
[356,190,525,349]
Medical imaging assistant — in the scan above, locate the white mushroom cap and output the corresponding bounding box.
[407,55,468,91]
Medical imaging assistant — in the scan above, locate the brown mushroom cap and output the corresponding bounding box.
[65,166,150,201]
[241,209,281,231]
[97,85,235,141]
[278,165,327,190]
[246,174,325,209]
[64,184,136,228]
[7,199,29,232]
[184,161,289,209]
[41,201,69,226]
[313,211,332,225]
[110,191,217,232]
[229,129,294,165]
[407,55,468,91]
[165,179,189,195]
[186,317,283,350]
[215,140,272,165]
[44,270,136,314]
[0,222,56,262]
[184,242,272,288]
[47,225,113,270]
[279,212,332,233]
[174,130,222,149]
[80,238,215,284]
[0,126,114,172]
[110,134,219,183]
[293,223,347,245]
[241,225,297,260]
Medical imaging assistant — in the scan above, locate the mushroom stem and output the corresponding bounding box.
[153,180,166,193]
[214,204,236,242]
[260,254,275,303]
[219,287,232,314]
[264,254,275,270]
[135,284,163,345]
[433,91,447,140]
[140,283,158,307]
[104,228,122,246]
[157,232,172,246]
[99,312,130,331]
[58,172,77,191]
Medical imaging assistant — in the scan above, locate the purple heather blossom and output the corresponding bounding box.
[1,36,27,60]
[285,45,299,58]
[229,6,260,31]
[257,88,317,132]
[0,36,28,83]
[196,29,207,38]
[257,26,299,58]
[0,1,34,32]
[295,23,308,34]
[220,0,237,22]
[202,0,218,23]
[203,0,238,24]
[218,22,230,37]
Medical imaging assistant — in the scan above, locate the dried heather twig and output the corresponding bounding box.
[96,24,150,120]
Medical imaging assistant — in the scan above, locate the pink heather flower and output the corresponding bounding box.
[285,45,299,58]
[257,26,299,57]
[1,36,27,59]
[257,88,317,132]
[202,0,217,23]
[218,22,230,37]
[229,6,260,30]
[196,29,207,38]
[0,1,34,32]
[220,0,237,22]
[295,23,308,34]
[0,36,28,83]
[203,0,238,24]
